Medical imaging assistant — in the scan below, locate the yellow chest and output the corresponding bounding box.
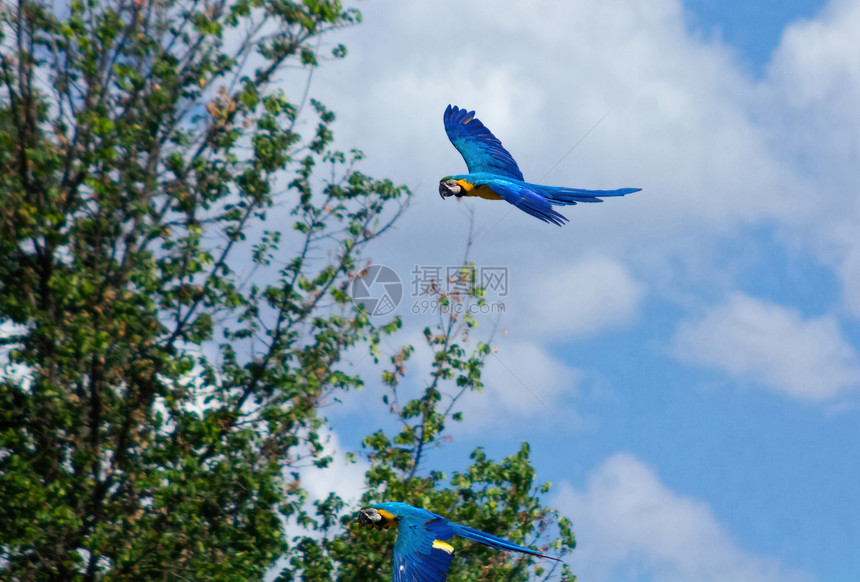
[456,180,503,201]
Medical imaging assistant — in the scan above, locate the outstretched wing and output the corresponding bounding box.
[443,105,524,181]
[487,180,569,226]
[393,517,456,582]
[451,522,561,561]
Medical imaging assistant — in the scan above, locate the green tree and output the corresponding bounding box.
[0,0,406,578]
[0,0,577,580]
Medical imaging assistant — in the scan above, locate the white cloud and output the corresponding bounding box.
[305,0,860,304]
[326,325,587,440]
[317,0,803,243]
[306,0,831,336]
[765,0,860,316]
[769,0,860,113]
[299,426,370,506]
[555,453,814,582]
[672,293,860,402]
[517,255,644,338]
[482,339,581,413]
[431,337,588,439]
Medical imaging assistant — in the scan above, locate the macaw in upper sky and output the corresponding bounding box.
[439,104,641,226]
[356,501,561,582]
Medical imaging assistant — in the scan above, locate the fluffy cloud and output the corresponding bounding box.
[671,293,860,401]
[555,454,813,582]
[328,328,586,438]
[433,337,587,439]
[308,0,858,294]
[308,0,831,329]
[482,339,582,412]
[766,0,860,316]
[316,0,802,244]
[770,0,860,114]
[516,255,644,338]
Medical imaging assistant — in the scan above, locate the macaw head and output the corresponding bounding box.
[439,177,462,199]
[356,503,400,530]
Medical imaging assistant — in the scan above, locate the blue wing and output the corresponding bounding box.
[444,105,524,181]
[486,180,569,226]
[393,517,456,582]
[451,522,561,561]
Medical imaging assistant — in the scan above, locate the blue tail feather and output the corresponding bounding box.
[534,185,642,206]
[450,523,561,561]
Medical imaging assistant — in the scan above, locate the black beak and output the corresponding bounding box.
[439,180,459,199]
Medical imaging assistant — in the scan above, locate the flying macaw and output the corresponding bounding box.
[356,501,561,582]
[439,104,641,226]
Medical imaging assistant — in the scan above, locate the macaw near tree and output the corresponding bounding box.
[440,104,641,226]
[356,501,561,582]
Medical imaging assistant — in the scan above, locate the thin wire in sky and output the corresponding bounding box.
[538,110,611,182]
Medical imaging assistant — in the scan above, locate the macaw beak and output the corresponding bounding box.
[355,507,394,530]
[439,179,461,199]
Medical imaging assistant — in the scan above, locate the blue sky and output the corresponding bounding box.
[686,0,826,73]
[284,1,860,580]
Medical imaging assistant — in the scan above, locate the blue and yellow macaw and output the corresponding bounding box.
[356,502,560,581]
[440,104,641,226]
